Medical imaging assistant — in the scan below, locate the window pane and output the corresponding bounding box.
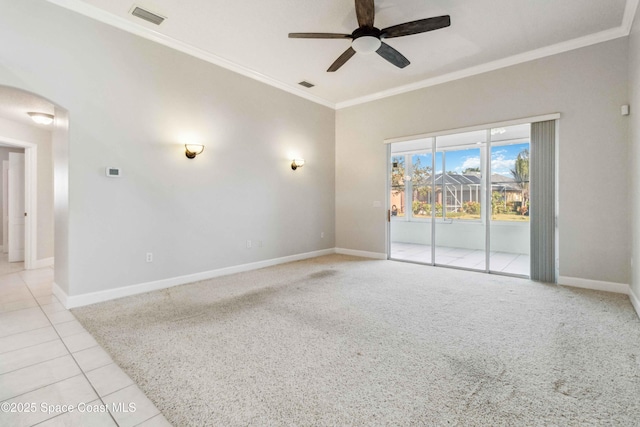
[490,125,530,277]
[442,147,482,220]
[433,152,443,219]
[490,142,530,222]
[390,155,406,217]
[411,153,432,218]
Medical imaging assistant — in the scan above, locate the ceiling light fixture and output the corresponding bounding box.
[27,112,54,125]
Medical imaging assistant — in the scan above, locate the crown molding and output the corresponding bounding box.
[44,0,336,109]
[335,25,630,109]
[46,0,639,111]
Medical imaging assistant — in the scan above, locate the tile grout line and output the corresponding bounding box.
[0,353,69,378]
[132,413,161,427]
[22,274,122,427]
[0,373,85,403]
[0,323,55,343]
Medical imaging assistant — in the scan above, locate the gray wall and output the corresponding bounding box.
[0,116,54,261]
[630,10,640,299]
[337,39,630,285]
[0,1,335,296]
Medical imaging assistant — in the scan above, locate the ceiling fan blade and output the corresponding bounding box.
[327,47,357,72]
[355,0,375,28]
[289,33,352,39]
[376,42,410,68]
[381,15,451,38]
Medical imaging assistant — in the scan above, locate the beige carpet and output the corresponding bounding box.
[72,255,640,426]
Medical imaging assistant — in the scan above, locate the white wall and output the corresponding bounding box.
[0,116,54,261]
[0,1,335,297]
[337,39,630,285]
[629,9,640,306]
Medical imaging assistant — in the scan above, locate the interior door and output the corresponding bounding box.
[8,152,25,262]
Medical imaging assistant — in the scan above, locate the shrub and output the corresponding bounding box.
[410,201,443,216]
[491,192,507,215]
[463,201,480,215]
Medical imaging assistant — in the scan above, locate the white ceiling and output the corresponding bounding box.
[44,0,640,108]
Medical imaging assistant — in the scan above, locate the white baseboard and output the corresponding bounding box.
[32,257,54,269]
[629,287,640,319]
[59,249,335,309]
[558,276,630,295]
[335,248,387,260]
[52,282,68,307]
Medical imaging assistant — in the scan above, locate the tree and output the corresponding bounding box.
[391,156,406,187]
[463,167,480,173]
[411,157,432,202]
[510,148,529,213]
[391,156,406,214]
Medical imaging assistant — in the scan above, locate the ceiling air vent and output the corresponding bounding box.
[298,81,315,88]
[131,6,166,25]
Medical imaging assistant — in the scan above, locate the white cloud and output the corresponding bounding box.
[492,153,515,175]
[456,156,480,172]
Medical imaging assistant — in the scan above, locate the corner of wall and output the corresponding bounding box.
[335,248,387,260]
[52,281,68,309]
[629,286,640,319]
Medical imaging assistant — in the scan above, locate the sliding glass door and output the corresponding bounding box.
[434,131,486,270]
[389,139,433,264]
[389,124,532,277]
[489,125,530,276]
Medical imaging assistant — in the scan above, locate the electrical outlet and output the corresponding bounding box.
[321,232,325,238]
[146,252,153,262]
[246,240,252,249]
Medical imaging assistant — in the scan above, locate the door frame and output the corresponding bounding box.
[0,135,37,270]
[385,113,560,277]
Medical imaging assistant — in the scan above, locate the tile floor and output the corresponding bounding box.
[0,262,171,426]
[390,242,530,276]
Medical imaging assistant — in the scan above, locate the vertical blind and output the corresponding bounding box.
[530,120,556,282]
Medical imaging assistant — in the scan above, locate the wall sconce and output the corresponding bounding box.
[27,112,54,125]
[185,144,205,159]
[291,159,305,170]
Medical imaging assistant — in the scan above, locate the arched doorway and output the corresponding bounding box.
[0,86,68,279]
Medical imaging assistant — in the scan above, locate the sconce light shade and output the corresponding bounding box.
[185,144,205,159]
[27,112,54,125]
[291,159,305,170]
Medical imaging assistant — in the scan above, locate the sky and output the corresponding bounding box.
[408,142,529,178]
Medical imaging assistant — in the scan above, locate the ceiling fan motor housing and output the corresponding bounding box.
[352,26,382,39]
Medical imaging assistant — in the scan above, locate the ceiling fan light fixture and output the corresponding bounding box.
[352,36,381,54]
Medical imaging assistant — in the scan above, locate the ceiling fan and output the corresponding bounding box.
[289,0,450,72]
